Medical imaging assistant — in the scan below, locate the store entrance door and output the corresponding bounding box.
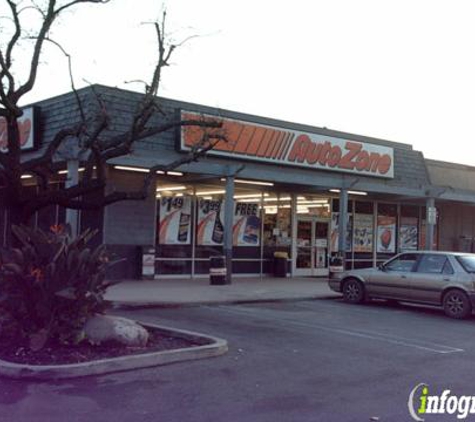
[295,218,329,277]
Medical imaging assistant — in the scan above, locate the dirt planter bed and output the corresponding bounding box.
[0,322,228,380]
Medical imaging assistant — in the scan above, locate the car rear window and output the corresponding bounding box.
[416,254,448,274]
[456,255,475,273]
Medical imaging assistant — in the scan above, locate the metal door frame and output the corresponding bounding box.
[293,216,330,277]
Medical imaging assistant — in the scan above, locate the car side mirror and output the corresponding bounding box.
[378,264,386,272]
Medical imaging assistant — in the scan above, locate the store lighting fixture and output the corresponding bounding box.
[297,199,329,205]
[114,165,183,176]
[57,168,86,175]
[114,165,165,174]
[329,189,368,196]
[233,193,267,199]
[220,178,274,187]
[21,174,33,179]
[196,189,226,196]
[263,196,291,202]
[156,186,188,192]
[236,198,260,203]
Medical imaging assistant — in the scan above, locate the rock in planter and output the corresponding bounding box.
[85,315,149,347]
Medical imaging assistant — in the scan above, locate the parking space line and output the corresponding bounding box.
[208,305,464,354]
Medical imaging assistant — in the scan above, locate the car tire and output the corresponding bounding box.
[342,278,365,304]
[443,289,472,319]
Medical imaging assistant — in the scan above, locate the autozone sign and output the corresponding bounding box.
[0,107,37,152]
[180,112,394,179]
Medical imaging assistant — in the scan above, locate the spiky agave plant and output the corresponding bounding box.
[0,225,121,350]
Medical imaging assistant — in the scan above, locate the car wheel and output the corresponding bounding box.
[443,290,472,319]
[342,278,365,304]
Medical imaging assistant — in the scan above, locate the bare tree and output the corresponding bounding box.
[0,1,223,225]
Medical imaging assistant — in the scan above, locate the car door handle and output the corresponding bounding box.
[443,278,451,282]
[401,275,407,279]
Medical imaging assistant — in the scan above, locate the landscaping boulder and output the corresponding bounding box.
[85,315,149,347]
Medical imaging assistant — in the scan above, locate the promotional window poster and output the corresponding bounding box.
[330,212,353,253]
[196,200,262,246]
[399,217,418,251]
[377,215,396,253]
[197,199,224,246]
[159,196,192,245]
[353,214,374,253]
[233,202,261,246]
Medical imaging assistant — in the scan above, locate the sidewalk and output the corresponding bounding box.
[105,276,341,308]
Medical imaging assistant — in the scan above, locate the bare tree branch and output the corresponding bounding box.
[0,3,226,225]
[43,37,86,122]
[54,0,110,15]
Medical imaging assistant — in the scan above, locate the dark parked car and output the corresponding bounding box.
[329,251,475,319]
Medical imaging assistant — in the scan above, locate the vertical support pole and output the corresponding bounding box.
[426,197,435,251]
[338,189,348,268]
[259,192,264,279]
[65,159,79,236]
[191,185,196,279]
[291,193,297,277]
[224,176,235,284]
[373,202,378,267]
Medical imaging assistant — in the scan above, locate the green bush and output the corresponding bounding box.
[0,225,119,351]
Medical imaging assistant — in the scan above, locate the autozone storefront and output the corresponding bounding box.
[11,85,462,280]
[106,104,437,279]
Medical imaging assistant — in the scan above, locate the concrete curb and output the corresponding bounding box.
[0,322,228,380]
[107,294,341,310]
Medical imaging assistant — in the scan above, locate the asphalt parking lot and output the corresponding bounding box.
[3,298,475,422]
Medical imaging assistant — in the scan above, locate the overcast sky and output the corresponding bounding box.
[17,0,475,166]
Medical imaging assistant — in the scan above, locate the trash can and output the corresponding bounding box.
[273,251,289,277]
[210,255,227,285]
[141,246,156,280]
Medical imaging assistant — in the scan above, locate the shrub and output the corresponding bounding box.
[0,225,119,351]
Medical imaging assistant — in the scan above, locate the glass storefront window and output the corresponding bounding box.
[261,193,291,273]
[194,184,265,274]
[353,201,374,268]
[377,203,398,260]
[263,193,291,247]
[399,205,419,252]
[156,182,194,262]
[297,195,330,217]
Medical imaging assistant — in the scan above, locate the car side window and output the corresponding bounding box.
[385,254,418,272]
[416,255,448,274]
[442,260,454,275]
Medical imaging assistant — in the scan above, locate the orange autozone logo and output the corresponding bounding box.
[181,112,394,178]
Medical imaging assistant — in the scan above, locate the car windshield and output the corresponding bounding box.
[456,255,475,273]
